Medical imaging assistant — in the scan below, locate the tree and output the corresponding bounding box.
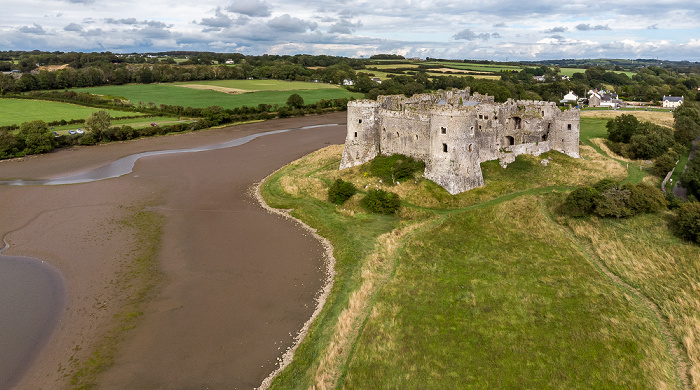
[676,202,700,243]
[607,114,641,143]
[681,156,700,200]
[18,120,56,155]
[328,179,357,204]
[84,110,111,141]
[286,93,304,109]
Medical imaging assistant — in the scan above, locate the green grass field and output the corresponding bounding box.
[0,99,142,127]
[175,79,347,91]
[49,116,191,134]
[261,116,696,389]
[73,83,363,109]
[424,61,522,73]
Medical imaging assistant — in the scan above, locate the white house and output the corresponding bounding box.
[560,90,578,104]
[662,96,684,109]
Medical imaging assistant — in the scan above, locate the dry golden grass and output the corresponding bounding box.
[581,110,675,128]
[568,215,700,388]
[312,219,433,390]
[175,84,249,94]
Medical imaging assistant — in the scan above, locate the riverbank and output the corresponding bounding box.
[0,111,347,388]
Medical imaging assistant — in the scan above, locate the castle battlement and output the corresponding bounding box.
[340,89,580,195]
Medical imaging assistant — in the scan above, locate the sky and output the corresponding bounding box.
[2,0,700,61]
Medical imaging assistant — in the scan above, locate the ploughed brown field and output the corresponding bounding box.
[0,112,347,389]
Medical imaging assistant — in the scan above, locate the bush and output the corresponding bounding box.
[651,150,679,177]
[676,202,700,243]
[368,154,425,184]
[328,179,357,205]
[594,187,633,218]
[360,189,401,215]
[624,183,667,214]
[681,156,700,200]
[561,186,598,217]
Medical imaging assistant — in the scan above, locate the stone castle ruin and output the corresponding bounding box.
[339,89,580,194]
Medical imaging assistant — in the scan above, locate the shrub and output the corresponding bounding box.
[651,150,679,177]
[594,187,633,218]
[607,114,641,143]
[681,156,700,200]
[360,189,401,215]
[624,183,667,214]
[368,154,425,184]
[562,186,597,217]
[676,202,700,243]
[328,179,357,205]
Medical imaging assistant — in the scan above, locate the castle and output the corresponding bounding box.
[339,89,580,194]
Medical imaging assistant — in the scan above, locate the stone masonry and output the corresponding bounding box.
[339,88,580,194]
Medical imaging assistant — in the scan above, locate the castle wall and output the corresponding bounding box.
[340,100,380,169]
[339,90,580,194]
[425,108,484,194]
[378,109,431,160]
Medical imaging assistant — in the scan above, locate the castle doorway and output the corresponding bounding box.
[505,136,515,146]
[513,116,522,129]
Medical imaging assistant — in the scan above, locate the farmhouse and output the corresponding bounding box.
[340,89,580,194]
[662,96,684,109]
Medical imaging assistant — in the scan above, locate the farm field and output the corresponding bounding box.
[424,61,523,73]
[0,99,143,127]
[50,116,191,134]
[559,67,636,78]
[174,79,342,92]
[73,83,363,109]
[261,117,697,389]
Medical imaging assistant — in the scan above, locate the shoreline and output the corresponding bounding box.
[251,170,337,390]
[0,112,347,389]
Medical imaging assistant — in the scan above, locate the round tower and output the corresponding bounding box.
[340,100,381,169]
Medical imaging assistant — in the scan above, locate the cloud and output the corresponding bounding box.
[105,18,139,25]
[545,26,568,33]
[267,14,317,33]
[648,24,659,30]
[63,23,83,32]
[19,23,46,35]
[493,22,507,28]
[575,24,610,31]
[65,0,94,4]
[226,0,271,17]
[198,8,235,30]
[452,28,494,41]
[328,19,362,34]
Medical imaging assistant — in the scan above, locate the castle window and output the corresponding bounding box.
[441,126,446,134]
[359,119,362,124]
[443,143,448,153]
[484,115,488,120]
[479,125,482,130]
[469,144,473,153]
[354,132,358,138]
[567,124,572,130]
[494,115,497,120]
[415,134,419,141]
[506,136,515,146]
[513,116,522,129]
[479,114,483,119]
[396,132,400,138]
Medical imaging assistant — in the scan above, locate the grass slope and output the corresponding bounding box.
[0,99,140,127]
[262,114,697,388]
[73,84,363,109]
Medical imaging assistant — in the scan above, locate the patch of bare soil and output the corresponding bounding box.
[581,109,675,128]
[175,83,253,94]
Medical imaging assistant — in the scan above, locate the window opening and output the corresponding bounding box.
[354,132,358,138]
[506,136,515,146]
[443,143,448,153]
[359,119,362,124]
[567,124,572,130]
[468,144,473,153]
[441,126,446,134]
[513,116,522,129]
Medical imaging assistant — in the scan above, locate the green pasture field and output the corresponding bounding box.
[424,61,522,73]
[49,116,191,135]
[174,79,342,91]
[369,64,421,70]
[72,84,363,109]
[559,67,636,78]
[262,115,695,389]
[0,98,142,127]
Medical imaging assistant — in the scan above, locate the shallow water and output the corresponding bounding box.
[0,124,338,186]
[0,249,65,389]
[0,122,340,387]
